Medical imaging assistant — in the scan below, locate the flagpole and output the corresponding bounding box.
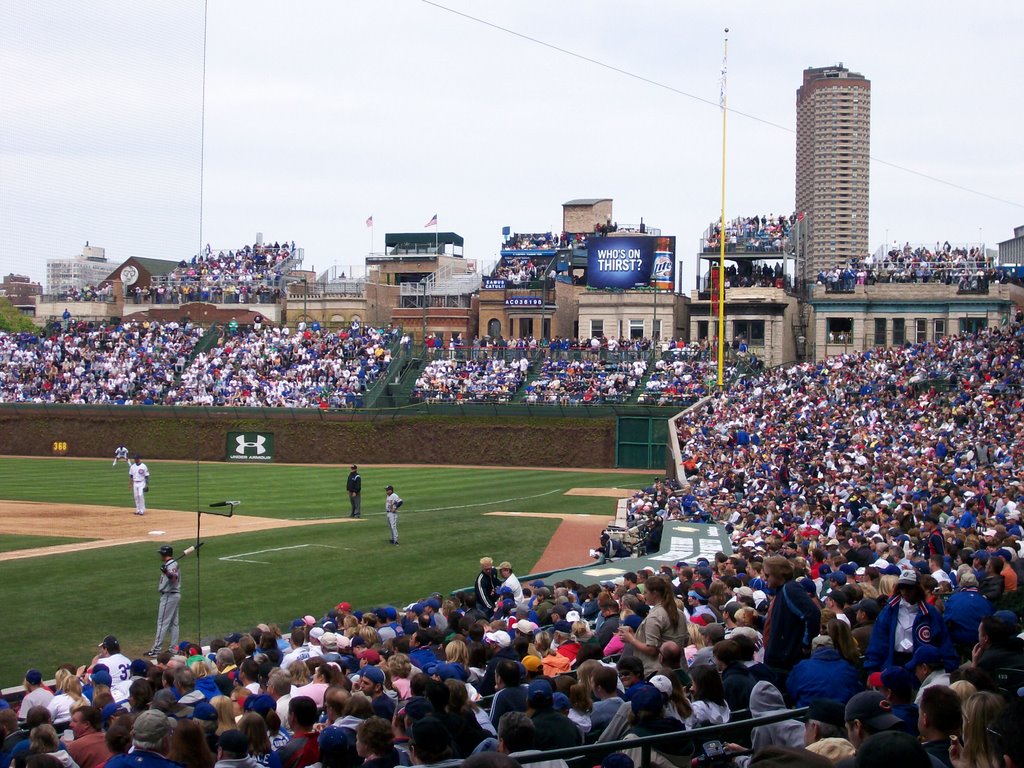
[435,217,439,253]
[717,28,729,390]
[369,221,373,256]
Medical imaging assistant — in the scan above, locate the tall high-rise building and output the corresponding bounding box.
[796,64,870,278]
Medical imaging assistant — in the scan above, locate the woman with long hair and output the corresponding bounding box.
[211,695,237,733]
[167,719,214,768]
[238,712,282,768]
[826,618,861,666]
[950,690,1005,768]
[46,670,87,727]
[687,665,730,727]
[617,576,688,677]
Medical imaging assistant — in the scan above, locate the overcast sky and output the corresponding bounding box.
[2,1,1023,289]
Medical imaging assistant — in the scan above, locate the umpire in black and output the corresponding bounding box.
[347,464,362,518]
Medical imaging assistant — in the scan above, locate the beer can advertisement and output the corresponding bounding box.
[586,235,675,290]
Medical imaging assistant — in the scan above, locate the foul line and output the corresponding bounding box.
[220,543,345,565]
[324,488,564,517]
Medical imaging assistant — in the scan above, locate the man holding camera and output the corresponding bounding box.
[147,545,180,657]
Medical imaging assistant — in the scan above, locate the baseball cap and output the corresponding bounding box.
[359,667,385,685]
[844,691,903,731]
[25,669,42,685]
[133,710,172,744]
[527,678,554,706]
[484,630,511,648]
[359,649,381,665]
[552,692,571,711]
[602,754,635,768]
[994,610,1020,631]
[158,545,173,557]
[350,464,358,470]
[385,485,394,491]
[880,667,914,698]
[853,600,880,620]
[318,727,350,753]
[192,702,217,722]
[520,655,542,673]
[648,675,674,697]
[630,685,664,715]
[905,645,942,671]
[866,671,883,688]
[807,699,846,731]
[98,635,120,651]
[218,730,249,756]
[513,619,537,634]
[401,697,434,722]
[336,602,351,612]
[243,694,276,716]
[897,569,919,586]
[91,669,113,687]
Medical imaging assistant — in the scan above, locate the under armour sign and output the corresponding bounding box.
[226,432,275,462]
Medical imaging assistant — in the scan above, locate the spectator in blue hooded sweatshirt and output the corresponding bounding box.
[786,634,861,708]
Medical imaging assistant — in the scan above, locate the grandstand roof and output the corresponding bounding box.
[385,232,464,247]
[130,258,181,276]
[563,198,612,206]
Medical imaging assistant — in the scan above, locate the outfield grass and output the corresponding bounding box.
[0,457,649,687]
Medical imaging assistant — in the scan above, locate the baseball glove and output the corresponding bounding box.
[143,484,150,493]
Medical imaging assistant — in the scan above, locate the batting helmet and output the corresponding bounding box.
[158,545,173,557]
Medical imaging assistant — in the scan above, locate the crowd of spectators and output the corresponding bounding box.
[168,241,296,286]
[4,506,1023,768]
[500,234,559,252]
[53,286,114,303]
[703,215,793,254]
[818,241,1004,292]
[127,284,282,306]
[0,322,398,408]
[637,347,718,407]
[5,308,1024,768]
[174,325,397,408]
[411,358,527,404]
[490,258,553,286]
[0,320,205,404]
[522,358,647,405]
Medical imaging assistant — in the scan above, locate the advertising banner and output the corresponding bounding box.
[482,278,507,290]
[587,235,675,290]
[226,432,275,462]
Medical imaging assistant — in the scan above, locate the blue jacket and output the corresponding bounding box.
[786,648,862,707]
[943,588,994,646]
[864,596,958,673]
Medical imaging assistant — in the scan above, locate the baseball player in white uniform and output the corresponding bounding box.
[148,545,180,656]
[385,484,403,546]
[113,445,129,466]
[128,455,150,516]
[94,635,133,699]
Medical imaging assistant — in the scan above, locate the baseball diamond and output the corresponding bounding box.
[0,458,648,685]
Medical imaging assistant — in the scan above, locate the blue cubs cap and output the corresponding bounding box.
[994,610,1020,630]
[243,693,276,716]
[630,685,664,715]
[880,667,913,697]
[192,702,217,721]
[553,620,572,634]
[359,667,385,685]
[384,606,397,620]
[828,572,848,584]
[25,669,42,685]
[318,727,350,753]
[552,692,571,711]
[91,669,113,687]
[401,696,434,722]
[905,645,943,671]
[527,678,553,705]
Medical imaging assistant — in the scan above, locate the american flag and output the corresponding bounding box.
[425,214,437,228]
[366,215,373,228]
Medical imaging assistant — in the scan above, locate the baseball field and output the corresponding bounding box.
[0,456,652,688]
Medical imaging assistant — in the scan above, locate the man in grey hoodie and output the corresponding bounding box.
[725,681,805,765]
